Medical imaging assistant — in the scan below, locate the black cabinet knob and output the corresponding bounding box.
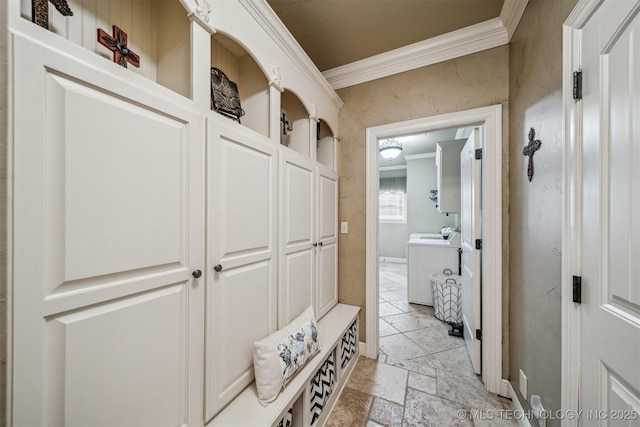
[192,270,202,278]
[313,243,318,247]
[214,264,223,273]
[319,241,324,246]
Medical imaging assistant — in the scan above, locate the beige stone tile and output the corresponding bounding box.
[369,397,404,427]
[408,371,437,395]
[379,333,427,360]
[365,422,385,427]
[378,302,404,317]
[379,318,400,337]
[403,388,472,427]
[384,355,437,377]
[379,290,406,302]
[324,387,372,427]
[429,346,476,378]
[346,357,408,404]
[388,300,432,314]
[436,369,505,412]
[383,312,444,332]
[405,326,465,355]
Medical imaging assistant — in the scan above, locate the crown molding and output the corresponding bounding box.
[239,0,344,111]
[323,18,508,90]
[500,0,530,41]
[323,0,529,90]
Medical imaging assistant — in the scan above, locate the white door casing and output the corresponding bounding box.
[206,118,278,421]
[460,127,482,375]
[365,105,504,395]
[11,33,204,426]
[580,0,640,420]
[279,151,316,327]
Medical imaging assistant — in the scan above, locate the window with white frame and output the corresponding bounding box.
[379,191,406,222]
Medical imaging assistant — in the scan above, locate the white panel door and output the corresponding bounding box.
[581,1,640,420]
[279,152,316,327]
[12,34,204,426]
[206,118,278,421]
[316,166,338,319]
[460,128,482,375]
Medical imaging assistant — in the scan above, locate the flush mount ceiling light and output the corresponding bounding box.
[379,138,403,160]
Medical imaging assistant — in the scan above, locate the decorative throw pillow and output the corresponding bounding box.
[253,306,320,406]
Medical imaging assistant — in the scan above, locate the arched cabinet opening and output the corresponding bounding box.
[280,90,311,157]
[20,0,192,99]
[317,119,336,170]
[210,33,270,138]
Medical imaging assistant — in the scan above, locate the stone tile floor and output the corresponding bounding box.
[327,261,516,427]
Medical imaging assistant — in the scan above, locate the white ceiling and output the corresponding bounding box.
[378,126,473,168]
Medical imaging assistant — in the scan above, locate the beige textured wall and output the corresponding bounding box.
[336,46,510,377]
[508,0,577,421]
[1,0,7,423]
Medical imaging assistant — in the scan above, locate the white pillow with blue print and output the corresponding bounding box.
[253,306,320,406]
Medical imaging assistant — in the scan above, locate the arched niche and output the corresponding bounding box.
[280,90,311,157]
[211,33,270,138]
[23,0,192,99]
[316,119,336,170]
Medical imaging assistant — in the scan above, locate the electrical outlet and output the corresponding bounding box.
[519,369,528,400]
[340,222,348,234]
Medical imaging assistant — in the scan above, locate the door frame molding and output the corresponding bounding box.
[364,104,505,395]
[561,0,602,424]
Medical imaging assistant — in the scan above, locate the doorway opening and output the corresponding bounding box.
[365,105,506,396]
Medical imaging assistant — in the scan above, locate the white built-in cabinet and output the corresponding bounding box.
[7,0,342,425]
[436,140,466,214]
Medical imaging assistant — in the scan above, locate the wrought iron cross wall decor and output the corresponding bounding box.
[522,127,542,182]
[32,0,73,29]
[97,26,140,68]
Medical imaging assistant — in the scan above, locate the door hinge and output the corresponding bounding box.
[572,275,582,303]
[475,239,482,250]
[573,70,582,100]
[475,148,482,160]
[476,329,482,340]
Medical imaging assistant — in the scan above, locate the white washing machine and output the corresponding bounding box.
[407,232,461,306]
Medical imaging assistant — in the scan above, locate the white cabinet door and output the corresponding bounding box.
[316,166,338,319]
[460,128,482,375]
[279,152,316,327]
[205,118,278,421]
[12,34,204,426]
[580,0,640,417]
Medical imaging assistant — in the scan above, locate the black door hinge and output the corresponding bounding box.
[475,148,482,160]
[476,329,482,340]
[572,275,582,303]
[475,239,482,250]
[573,71,582,100]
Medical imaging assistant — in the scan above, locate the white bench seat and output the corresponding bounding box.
[208,303,361,427]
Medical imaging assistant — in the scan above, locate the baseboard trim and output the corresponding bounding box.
[378,257,406,264]
[358,341,367,358]
[507,380,533,427]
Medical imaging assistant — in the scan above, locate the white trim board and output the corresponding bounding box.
[507,381,534,427]
[323,0,529,90]
[561,1,601,426]
[365,105,505,396]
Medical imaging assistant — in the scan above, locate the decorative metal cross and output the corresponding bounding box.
[522,127,542,182]
[97,26,140,68]
[280,111,292,136]
[32,0,73,29]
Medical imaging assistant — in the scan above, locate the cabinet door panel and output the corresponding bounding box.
[206,119,278,421]
[316,167,338,318]
[279,154,315,326]
[12,34,204,426]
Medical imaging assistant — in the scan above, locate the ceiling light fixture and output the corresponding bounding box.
[379,138,403,160]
